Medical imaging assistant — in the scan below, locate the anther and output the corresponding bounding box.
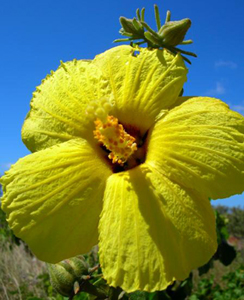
[94,116,137,165]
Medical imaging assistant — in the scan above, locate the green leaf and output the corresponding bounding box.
[73,292,90,300]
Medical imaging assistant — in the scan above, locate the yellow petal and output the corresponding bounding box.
[93,45,187,132]
[1,139,111,263]
[147,97,244,199]
[99,164,216,292]
[22,60,108,152]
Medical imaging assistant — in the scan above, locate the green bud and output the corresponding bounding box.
[120,17,137,34]
[132,18,144,33]
[65,255,89,278]
[48,256,89,297]
[119,16,144,39]
[159,18,191,46]
[144,31,160,46]
[48,263,74,296]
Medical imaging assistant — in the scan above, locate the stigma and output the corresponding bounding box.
[94,115,137,165]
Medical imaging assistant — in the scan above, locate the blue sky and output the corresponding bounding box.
[0,0,244,207]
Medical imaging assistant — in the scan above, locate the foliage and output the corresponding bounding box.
[215,205,244,238]
[0,200,243,299]
[189,265,244,300]
[0,207,20,245]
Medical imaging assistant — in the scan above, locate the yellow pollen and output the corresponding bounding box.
[94,116,137,165]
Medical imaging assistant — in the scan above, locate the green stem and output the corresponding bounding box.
[154,5,161,31]
[136,8,141,21]
[173,46,197,57]
[179,54,192,64]
[141,21,160,39]
[113,38,134,43]
[167,46,192,64]
[180,39,193,45]
[141,7,145,21]
[144,31,160,45]
[165,10,171,22]
[132,18,143,31]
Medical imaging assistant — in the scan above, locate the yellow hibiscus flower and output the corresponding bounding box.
[1,45,244,292]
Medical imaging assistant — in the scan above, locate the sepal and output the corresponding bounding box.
[48,256,89,296]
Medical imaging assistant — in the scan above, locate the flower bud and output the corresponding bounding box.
[48,256,89,297]
[67,255,89,278]
[159,18,191,46]
[120,17,136,34]
[119,17,144,39]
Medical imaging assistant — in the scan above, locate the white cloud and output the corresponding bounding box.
[215,60,237,69]
[206,82,226,96]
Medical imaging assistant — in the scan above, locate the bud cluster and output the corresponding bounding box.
[114,5,197,64]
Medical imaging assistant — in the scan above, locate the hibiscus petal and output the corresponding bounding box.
[99,164,216,292]
[1,139,111,263]
[147,97,244,199]
[22,60,109,152]
[93,45,187,133]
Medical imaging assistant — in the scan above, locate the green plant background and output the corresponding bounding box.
[1,183,244,300]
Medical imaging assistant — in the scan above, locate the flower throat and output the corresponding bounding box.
[86,98,146,171]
